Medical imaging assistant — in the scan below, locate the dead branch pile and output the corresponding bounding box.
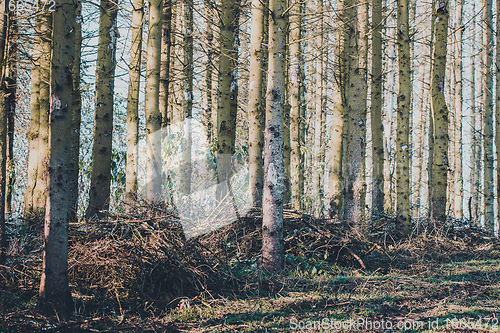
[68,214,225,306]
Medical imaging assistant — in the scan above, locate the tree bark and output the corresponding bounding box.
[145,0,163,202]
[32,11,52,216]
[262,0,286,273]
[341,0,368,225]
[248,0,267,207]
[216,0,239,200]
[125,0,143,200]
[0,3,7,263]
[430,0,450,223]
[25,15,41,221]
[180,0,193,195]
[38,0,77,318]
[5,15,16,214]
[289,0,304,211]
[68,3,82,222]
[86,0,118,218]
[371,0,383,216]
[395,0,411,236]
[483,0,494,232]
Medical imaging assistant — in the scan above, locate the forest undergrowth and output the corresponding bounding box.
[1,205,499,332]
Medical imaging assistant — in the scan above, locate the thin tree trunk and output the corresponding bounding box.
[86,0,118,217]
[180,0,193,195]
[38,0,77,318]
[453,0,463,219]
[430,0,450,223]
[470,0,479,225]
[160,0,171,131]
[33,11,52,216]
[5,16,16,214]
[262,0,286,273]
[0,5,7,263]
[216,0,239,200]
[289,0,304,211]
[483,0,495,232]
[395,0,411,236]
[125,0,143,200]
[248,0,266,207]
[329,0,343,217]
[495,0,500,235]
[371,0,383,216]
[25,15,41,221]
[69,3,82,221]
[145,0,163,202]
[202,0,214,142]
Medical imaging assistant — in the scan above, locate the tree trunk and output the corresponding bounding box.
[262,0,286,273]
[69,3,82,221]
[38,0,77,318]
[341,0,368,225]
[453,0,463,219]
[0,4,7,263]
[430,0,450,223]
[145,0,163,202]
[289,0,304,211]
[216,0,239,200]
[86,0,118,218]
[495,0,500,235]
[125,0,143,200]
[5,15,16,214]
[371,0,383,216]
[25,15,41,221]
[32,11,52,216]
[395,0,411,236]
[483,0,495,232]
[202,0,214,142]
[470,0,480,225]
[248,0,267,207]
[160,0,171,131]
[180,0,193,195]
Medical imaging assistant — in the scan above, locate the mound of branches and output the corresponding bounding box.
[68,212,226,308]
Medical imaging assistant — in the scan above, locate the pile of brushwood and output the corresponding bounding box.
[1,205,498,331]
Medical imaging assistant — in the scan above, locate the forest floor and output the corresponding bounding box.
[1,209,499,332]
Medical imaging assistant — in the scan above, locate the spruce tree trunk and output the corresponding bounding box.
[0,4,7,263]
[202,0,214,142]
[69,3,82,221]
[495,0,500,235]
[289,0,304,211]
[160,0,171,131]
[145,0,163,202]
[371,0,383,216]
[262,0,286,273]
[483,0,495,232]
[329,0,344,218]
[86,0,118,218]
[5,16,16,214]
[470,0,479,224]
[33,11,52,216]
[248,0,266,207]
[180,0,193,195]
[216,0,239,200]
[38,0,77,318]
[430,0,450,223]
[453,0,463,219]
[341,0,368,225]
[125,0,143,200]
[25,16,41,221]
[395,0,411,236]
